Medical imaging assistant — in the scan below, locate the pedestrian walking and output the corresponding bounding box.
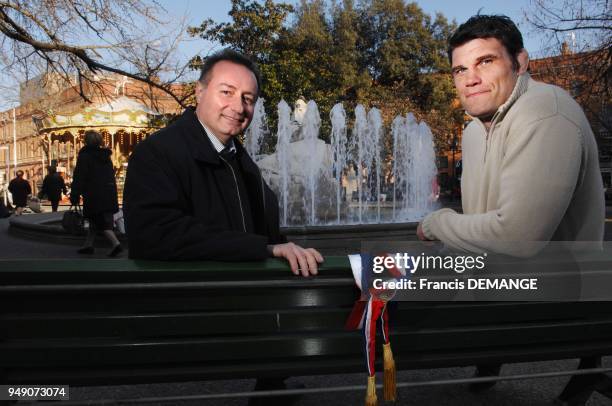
[41,166,67,212]
[8,170,31,216]
[71,130,123,257]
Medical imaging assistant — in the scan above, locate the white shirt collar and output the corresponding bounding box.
[197,118,236,154]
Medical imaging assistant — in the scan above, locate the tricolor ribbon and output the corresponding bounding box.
[346,253,411,406]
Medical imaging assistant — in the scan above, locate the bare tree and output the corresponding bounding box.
[0,0,193,107]
[525,0,611,132]
[526,0,610,48]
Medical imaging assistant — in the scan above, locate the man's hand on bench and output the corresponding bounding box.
[268,242,324,277]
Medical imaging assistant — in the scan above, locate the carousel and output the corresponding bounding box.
[33,96,165,201]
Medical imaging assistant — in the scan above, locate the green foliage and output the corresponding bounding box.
[188,0,293,60]
[188,0,462,154]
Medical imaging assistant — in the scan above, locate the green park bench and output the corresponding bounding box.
[1,255,612,404]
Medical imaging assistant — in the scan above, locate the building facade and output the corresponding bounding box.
[0,74,184,203]
[528,44,611,192]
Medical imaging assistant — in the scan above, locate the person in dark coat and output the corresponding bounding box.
[41,166,67,212]
[123,48,323,276]
[71,130,122,257]
[0,196,9,218]
[8,170,31,216]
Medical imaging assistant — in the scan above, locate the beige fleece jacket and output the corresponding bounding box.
[421,73,604,256]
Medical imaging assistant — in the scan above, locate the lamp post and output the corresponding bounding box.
[1,111,9,206]
[12,108,17,177]
[0,145,9,206]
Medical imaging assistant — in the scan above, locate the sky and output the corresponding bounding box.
[1,0,564,110]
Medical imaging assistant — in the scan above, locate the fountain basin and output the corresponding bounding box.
[9,212,418,255]
[284,222,418,255]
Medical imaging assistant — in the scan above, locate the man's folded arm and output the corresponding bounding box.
[421,117,582,257]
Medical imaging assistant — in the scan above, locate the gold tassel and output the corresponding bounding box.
[365,375,378,406]
[383,343,397,401]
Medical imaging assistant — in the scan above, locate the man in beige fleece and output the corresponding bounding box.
[417,14,604,256]
[417,15,605,392]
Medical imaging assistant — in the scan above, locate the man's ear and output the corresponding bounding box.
[195,81,205,103]
[517,49,529,75]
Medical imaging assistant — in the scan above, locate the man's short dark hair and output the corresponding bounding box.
[198,48,261,95]
[448,15,524,70]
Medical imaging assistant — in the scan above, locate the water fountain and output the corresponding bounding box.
[302,101,323,225]
[351,105,368,224]
[275,100,292,226]
[244,98,268,159]
[330,104,348,225]
[257,99,438,230]
[367,107,383,223]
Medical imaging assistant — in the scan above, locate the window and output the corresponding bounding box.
[570,80,583,97]
[437,156,448,169]
[439,173,449,190]
[602,172,611,188]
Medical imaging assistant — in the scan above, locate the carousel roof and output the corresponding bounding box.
[94,96,159,115]
[35,95,162,133]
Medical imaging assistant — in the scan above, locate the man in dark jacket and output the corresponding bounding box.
[123,49,323,276]
[8,170,31,216]
[41,166,67,212]
[71,130,122,257]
